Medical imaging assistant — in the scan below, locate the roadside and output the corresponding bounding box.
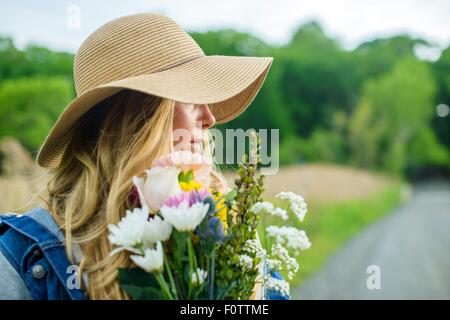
[293,179,450,299]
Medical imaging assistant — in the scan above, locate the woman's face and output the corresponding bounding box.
[172,101,216,153]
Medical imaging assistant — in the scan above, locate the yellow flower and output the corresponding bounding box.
[180,180,203,192]
[214,192,228,232]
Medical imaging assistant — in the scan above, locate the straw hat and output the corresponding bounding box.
[36,13,273,168]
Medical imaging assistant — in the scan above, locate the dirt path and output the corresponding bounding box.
[293,179,450,299]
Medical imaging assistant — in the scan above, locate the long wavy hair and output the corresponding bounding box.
[38,89,229,299]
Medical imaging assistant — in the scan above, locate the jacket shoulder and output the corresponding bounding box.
[0,207,63,240]
[0,207,87,300]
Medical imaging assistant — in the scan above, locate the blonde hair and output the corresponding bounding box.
[39,89,229,299]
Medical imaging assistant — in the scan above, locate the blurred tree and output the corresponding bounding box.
[348,98,386,169]
[347,58,446,174]
[190,29,273,56]
[0,25,448,177]
[407,126,450,172]
[0,76,73,152]
[275,22,360,137]
[191,30,295,140]
[354,35,427,80]
[432,46,450,149]
[0,37,74,86]
[0,37,26,80]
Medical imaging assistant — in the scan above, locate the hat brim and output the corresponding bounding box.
[36,55,273,168]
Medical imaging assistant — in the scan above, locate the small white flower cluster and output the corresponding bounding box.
[276,191,307,222]
[266,226,311,255]
[265,258,282,271]
[271,243,299,280]
[191,268,208,287]
[263,274,290,297]
[250,201,288,220]
[238,254,254,270]
[243,239,267,259]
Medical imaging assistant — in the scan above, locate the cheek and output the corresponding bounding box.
[173,106,196,131]
[173,105,197,149]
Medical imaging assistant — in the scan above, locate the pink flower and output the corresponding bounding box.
[151,151,212,187]
[132,166,182,213]
[164,192,191,208]
[164,188,212,208]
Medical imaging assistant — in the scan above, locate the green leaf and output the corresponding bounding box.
[118,268,158,286]
[172,229,190,272]
[121,284,164,300]
[215,281,237,300]
[224,189,237,205]
[118,268,163,300]
[178,169,194,183]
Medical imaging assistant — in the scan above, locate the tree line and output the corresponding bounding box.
[0,21,449,177]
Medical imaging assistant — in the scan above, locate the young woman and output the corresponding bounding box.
[0,13,285,300]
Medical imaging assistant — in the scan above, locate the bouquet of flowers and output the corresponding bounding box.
[108,136,311,300]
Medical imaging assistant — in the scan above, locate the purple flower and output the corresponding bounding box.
[164,188,212,208]
[197,216,225,243]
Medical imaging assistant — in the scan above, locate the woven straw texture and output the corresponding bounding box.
[36,13,273,168]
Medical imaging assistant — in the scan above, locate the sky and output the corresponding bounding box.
[1,0,449,59]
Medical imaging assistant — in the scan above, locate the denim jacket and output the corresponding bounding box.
[0,207,87,300]
[0,207,288,300]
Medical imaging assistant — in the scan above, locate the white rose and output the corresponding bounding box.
[133,166,182,213]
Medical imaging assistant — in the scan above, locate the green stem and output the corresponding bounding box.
[188,237,202,299]
[261,215,268,252]
[208,245,216,299]
[187,236,194,299]
[163,250,178,299]
[155,273,174,300]
[188,238,199,272]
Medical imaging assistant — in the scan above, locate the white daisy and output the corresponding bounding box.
[108,205,150,254]
[191,268,208,287]
[130,241,164,273]
[160,200,210,232]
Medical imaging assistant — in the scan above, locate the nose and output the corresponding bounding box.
[199,104,216,129]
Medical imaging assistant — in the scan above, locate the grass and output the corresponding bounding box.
[261,181,405,287]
